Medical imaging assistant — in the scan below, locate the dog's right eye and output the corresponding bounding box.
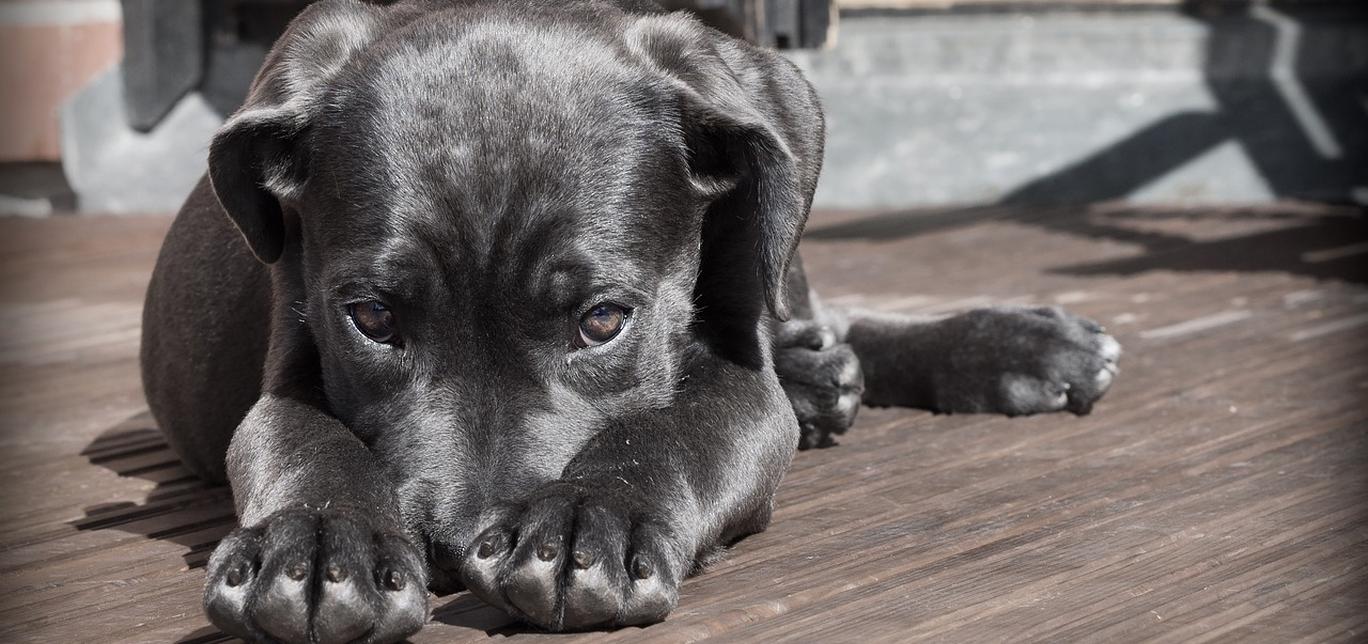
[349,301,397,344]
[576,303,629,348]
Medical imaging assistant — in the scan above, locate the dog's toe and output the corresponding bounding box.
[203,528,263,639]
[561,504,631,627]
[248,513,319,643]
[314,518,380,644]
[255,567,313,642]
[1059,330,1122,416]
[315,574,375,644]
[1000,375,1071,416]
[369,535,429,641]
[561,556,624,627]
[503,553,563,626]
[1095,362,1116,391]
[1097,333,1122,364]
[613,527,678,626]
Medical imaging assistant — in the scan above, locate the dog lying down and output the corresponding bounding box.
[139,0,1121,640]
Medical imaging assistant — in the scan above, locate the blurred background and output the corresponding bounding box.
[1,0,1365,216]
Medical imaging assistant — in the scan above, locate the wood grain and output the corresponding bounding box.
[0,203,1363,642]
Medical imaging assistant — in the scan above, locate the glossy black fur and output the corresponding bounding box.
[140,1,1120,641]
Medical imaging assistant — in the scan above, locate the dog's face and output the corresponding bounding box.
[206,1,818,589]
[303,24,707,574]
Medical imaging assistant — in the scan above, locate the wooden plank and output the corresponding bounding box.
[0,204,1364,642]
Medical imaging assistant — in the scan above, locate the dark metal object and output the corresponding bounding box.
[661,0,833,48]
[117,0,833,131]
[119,0,311,130]
[120,0,204,132]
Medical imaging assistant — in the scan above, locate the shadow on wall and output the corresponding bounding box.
[996,1,1367,207]
[807,2,1368,281]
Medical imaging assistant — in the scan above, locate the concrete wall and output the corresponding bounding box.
[787,3,1368,208]
[9,1,1368,214]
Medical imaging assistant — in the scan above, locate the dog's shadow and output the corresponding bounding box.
[429,592,657,638]
[73,412,236,571]
[73,413,240,642]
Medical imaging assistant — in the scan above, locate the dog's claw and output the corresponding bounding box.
[325,564,347,583]
[224,562,248,587]
[537,543,559,562]
[632,556,654,580]
[286,562,309,581]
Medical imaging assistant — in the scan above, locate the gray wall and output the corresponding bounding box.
[788,4,1368,209]
[53,3,1368,214]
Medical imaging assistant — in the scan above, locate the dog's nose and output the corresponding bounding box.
[426,540,468,595]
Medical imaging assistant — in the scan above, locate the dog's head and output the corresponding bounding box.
[208,0,821,590]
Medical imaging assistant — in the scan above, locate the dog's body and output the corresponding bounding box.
[140,1,1119,640]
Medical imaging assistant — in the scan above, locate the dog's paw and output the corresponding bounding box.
[774,320,865,449]
[203,507,427,644]
[459,482,686,631]
[934,306,1121,416]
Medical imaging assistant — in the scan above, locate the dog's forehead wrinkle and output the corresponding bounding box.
[319,233,434,296]
[303,16,705,284]
[342,17,672,205]
[368,20,643,136]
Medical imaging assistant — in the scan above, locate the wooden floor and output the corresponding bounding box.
[1,203,1365,643]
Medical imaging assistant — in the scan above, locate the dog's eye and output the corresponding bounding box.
[577,303,628,348]
[349,301,397,344]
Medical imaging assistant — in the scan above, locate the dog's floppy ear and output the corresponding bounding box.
[208,0,387,264]
[626,13,824,321]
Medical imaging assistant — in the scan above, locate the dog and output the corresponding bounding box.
[139,0,1121,640]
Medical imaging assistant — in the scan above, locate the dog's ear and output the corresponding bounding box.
[208,0,387,264]
[626,13,824,321]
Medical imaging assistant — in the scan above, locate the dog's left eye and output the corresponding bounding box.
[349,301,397,344]
[576,303,629,348]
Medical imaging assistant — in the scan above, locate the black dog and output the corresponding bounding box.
[140,0,1120,640]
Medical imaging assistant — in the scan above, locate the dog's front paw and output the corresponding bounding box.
[935,306,1121,416]
[203,507,427,644]
[774,320,865,449]
[460,482,686,631]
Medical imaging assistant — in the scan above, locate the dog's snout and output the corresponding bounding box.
[426,539,468,596]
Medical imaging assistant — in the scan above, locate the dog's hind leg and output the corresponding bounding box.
[823,302,1121,419]
[141,178,272,484]
[774,253,1122,447]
